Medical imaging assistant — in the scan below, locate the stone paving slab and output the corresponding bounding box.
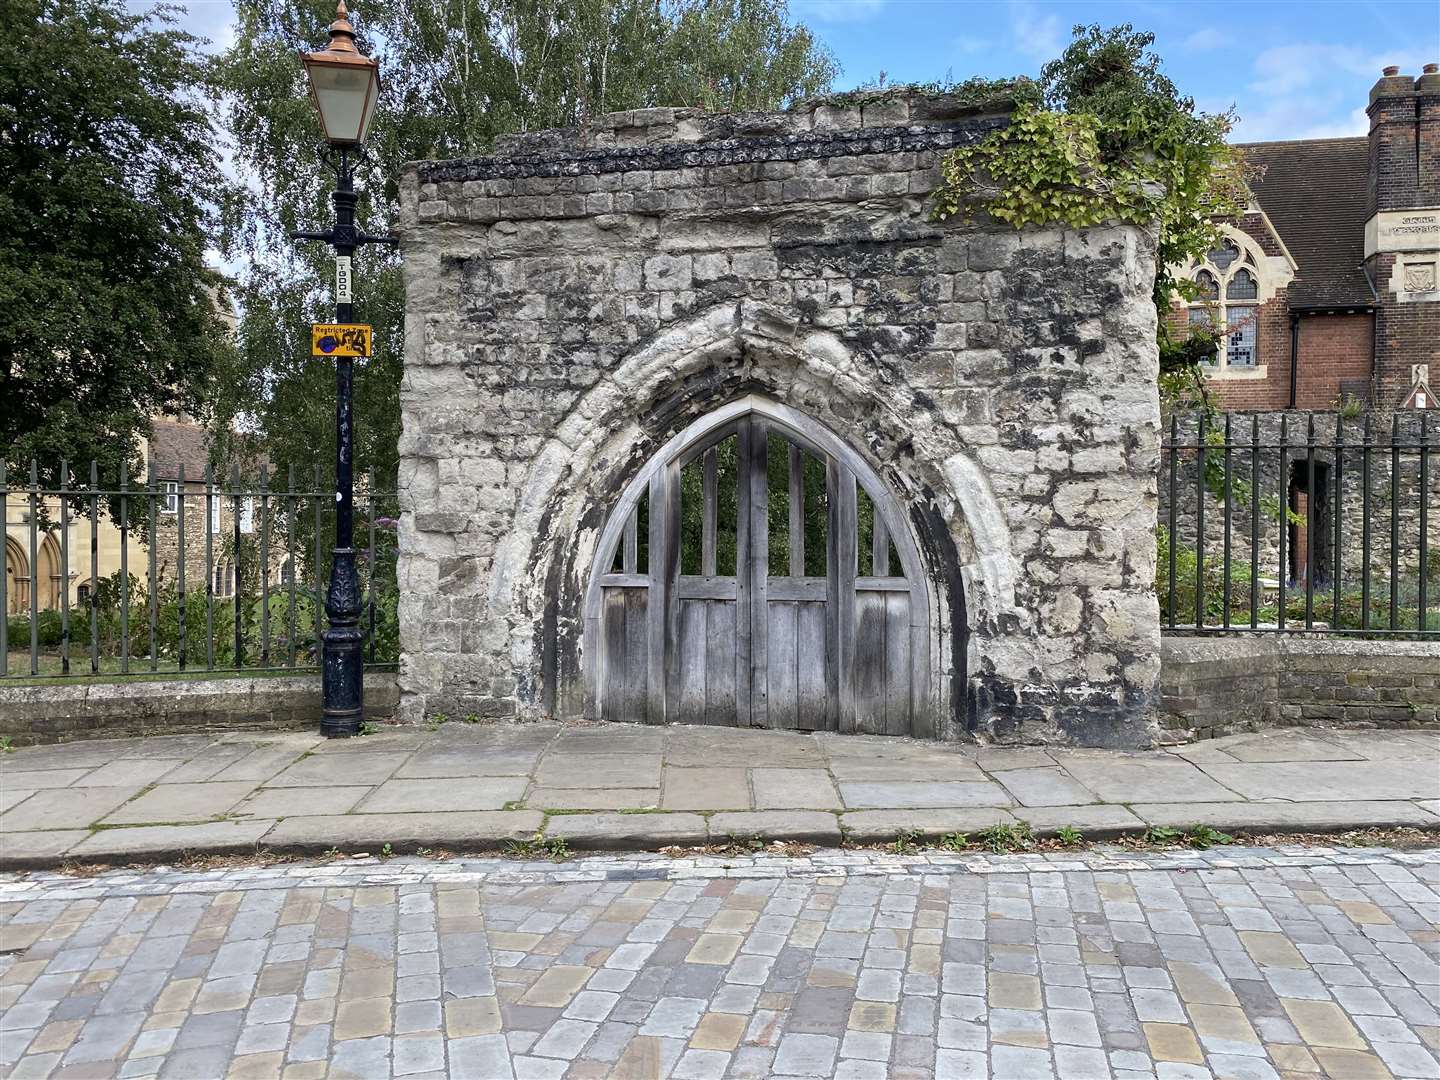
[1,844,1435,1080]
[0,725,1436,866]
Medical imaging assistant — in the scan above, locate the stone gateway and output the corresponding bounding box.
[396,89,1163,747]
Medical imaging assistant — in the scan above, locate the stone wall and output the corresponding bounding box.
[1159,636,1440,738]
[0,673,399,745]
[396,89,1164,747]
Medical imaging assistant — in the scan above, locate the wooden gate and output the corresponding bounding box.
[584,402,929,735]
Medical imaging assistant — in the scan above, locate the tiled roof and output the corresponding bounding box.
[147,419,212,481]
[1238,137,1376,310]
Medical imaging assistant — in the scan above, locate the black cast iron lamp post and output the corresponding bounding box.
[293,1,394,738]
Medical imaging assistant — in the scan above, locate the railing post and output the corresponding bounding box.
[1277,416,1288,630]
[0,463,6,677]
[1362,412,1372,632]
[28,460,38,675]
[1195,411,1206,630]
[204,464,215,670]
[1222,413,1232,629]
[1167,414,1178,627]
[1420,413,1430,632]
[233,462,243,669]
[260,464,271,668]
[1305,414,1316,629]
[120,463,129,674]
[1333,415,1344,632]
[1249,415,1260,628]
[89,459,99,674]
[148,461,158,671]
[1390,412,1401,631]
[59,458,70,675]
[177,462,187,671]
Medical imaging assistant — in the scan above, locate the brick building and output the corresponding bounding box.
[1169,64,1440,411]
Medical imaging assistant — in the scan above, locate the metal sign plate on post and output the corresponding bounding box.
[335,255,353,303]
[311,323,372,357]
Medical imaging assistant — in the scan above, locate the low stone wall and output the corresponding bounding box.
[1160,636,1440,738]
[0,673,400,745]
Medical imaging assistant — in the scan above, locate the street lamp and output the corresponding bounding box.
[293,1,394,738]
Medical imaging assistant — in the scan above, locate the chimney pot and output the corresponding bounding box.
[1384,65,1400,76]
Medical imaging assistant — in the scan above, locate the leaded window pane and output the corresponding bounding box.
[1207,240,1240,271]
[1194,269,1219,300]
[1226,305,1258,367]
[1226,269,1258,300]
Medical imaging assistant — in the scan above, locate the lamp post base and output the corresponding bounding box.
[321,546,364,738]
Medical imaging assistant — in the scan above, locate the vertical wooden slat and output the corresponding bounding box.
[827,462,857,733]
[883,591,910,735]
[735,421,754,726]
[674,599,708,723]
[795,602,829,730]
[645,469,670,724]
[705,598,737,726]
[624,587,647,721]
[872,514,890,577]
[747,418,770,729]
[622,505,638,574]
[788,442,804,578]
[701,448,717,576]
[601,590,627,720]
[768,602,798,730]
[853,590,885,733]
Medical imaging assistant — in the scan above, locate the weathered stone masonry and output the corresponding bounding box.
[396,90,1164,747]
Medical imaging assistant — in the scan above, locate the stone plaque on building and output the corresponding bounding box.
[1365,207,1440,256]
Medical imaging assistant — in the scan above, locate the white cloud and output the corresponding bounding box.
[1182,28,1229,52]
[1248,43,1428,96]
[953,34,990,55]
[1008,0,1064,63]
[1232,43,1430,143]
[792,0,885,23]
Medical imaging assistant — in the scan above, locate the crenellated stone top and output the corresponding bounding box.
[408,85,1023,184]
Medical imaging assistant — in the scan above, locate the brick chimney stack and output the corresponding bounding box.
[1364,65,1440,409]
[1367,66,1420,213]
[1419,63,1440,204]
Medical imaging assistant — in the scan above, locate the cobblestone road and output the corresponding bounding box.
[1,845,1437,1079]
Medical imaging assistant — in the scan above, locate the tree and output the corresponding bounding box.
[210,0,838,486]
[934,23,1250,408]
[0,0,233,485]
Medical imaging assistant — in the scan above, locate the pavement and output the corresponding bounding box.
[0,725,1437,869]
[0,844,1437,1079]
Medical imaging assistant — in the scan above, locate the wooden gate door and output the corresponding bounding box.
[589,408,926,734]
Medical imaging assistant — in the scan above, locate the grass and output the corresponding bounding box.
[503,833,570,862]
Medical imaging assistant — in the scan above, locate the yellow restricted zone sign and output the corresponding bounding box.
[311,324,373,357]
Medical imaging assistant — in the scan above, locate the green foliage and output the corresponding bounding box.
[505,832,571,861]
[1185,825,1232,850]
[0,736,13,753]
[359,721,379,736]
[1155,525,1254,626]
[933,24,1250,318]
[936,831,969,852]
[379,841,393,857]
[1056,825,1084,846]
[1144,824,1181,844]
[212,0,837,486]
[0,0,235,484]
[977,821,1034,854]
[890,829,922,855]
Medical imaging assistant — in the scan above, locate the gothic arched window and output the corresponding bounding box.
[1187,237,1262,371]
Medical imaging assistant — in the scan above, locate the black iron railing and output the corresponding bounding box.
[1160,412,1436,637]
[1,461,398,679]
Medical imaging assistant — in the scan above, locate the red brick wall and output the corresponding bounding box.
[1370,253,1440,405]
[1294,313,1374,409]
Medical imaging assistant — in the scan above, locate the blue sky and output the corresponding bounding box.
[156,0,1437,144]
[792,0,1439,141]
